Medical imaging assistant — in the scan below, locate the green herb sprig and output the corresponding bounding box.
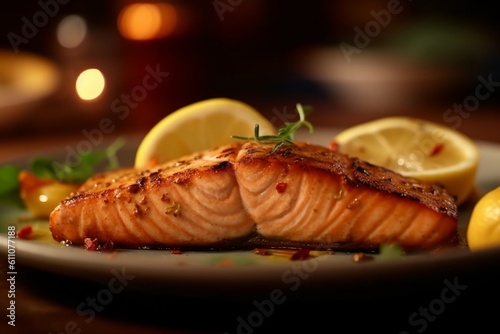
[232,103,314,152]
[42,136,126,183]
[0,137,126,208]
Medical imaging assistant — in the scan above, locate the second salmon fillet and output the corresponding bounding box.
[49,141,459,251]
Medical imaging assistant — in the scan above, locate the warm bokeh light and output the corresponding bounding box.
[76,69,105,101]
[117,3,177,40]
[57,15,87,48]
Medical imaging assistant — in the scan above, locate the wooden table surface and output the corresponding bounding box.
[1,99,500,333]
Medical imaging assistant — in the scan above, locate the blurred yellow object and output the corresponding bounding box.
[18,171,79,219]
[134,98,275,168]
[0,50,60,129]
[331,117,479,205]
[117,3,177,40]
[467,186,500,251]
[75,68,105,101]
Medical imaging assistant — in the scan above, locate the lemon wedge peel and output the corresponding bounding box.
[134,98,275,168]
[332,117,480,205]
[467,186,500,251]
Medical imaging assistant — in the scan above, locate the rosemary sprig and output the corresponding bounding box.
[232,103,314,152]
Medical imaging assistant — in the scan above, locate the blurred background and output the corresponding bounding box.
[0,0,498,144]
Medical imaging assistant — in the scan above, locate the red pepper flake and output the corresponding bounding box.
[16,225,33,239]
[329,141,339,151]
[430,143,444,156]
[290,249,311,261]
[276,182,287,193]
[170,249,183,255]
[84,238,99,251]
[83,238,114,252]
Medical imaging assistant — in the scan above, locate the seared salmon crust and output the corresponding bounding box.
[49,141,459,251]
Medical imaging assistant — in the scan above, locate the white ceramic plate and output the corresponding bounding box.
[1,128,499,298]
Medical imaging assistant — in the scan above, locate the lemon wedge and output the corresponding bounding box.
[134,98,275,168]
[331,116,479,205]
[467,186,500,251]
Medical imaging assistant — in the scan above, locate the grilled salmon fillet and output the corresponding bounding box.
[49,141,459,251]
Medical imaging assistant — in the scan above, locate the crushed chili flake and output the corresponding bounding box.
[329,141,339,151]
[430,143,444,156]
[290,249,311,261]
[275,182,287,193]
[16,225,33,239]
[170,249,183,255]
[84,238,114,252]
[84,238,99,251]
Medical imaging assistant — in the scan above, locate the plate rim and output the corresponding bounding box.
[1,131,500,295]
